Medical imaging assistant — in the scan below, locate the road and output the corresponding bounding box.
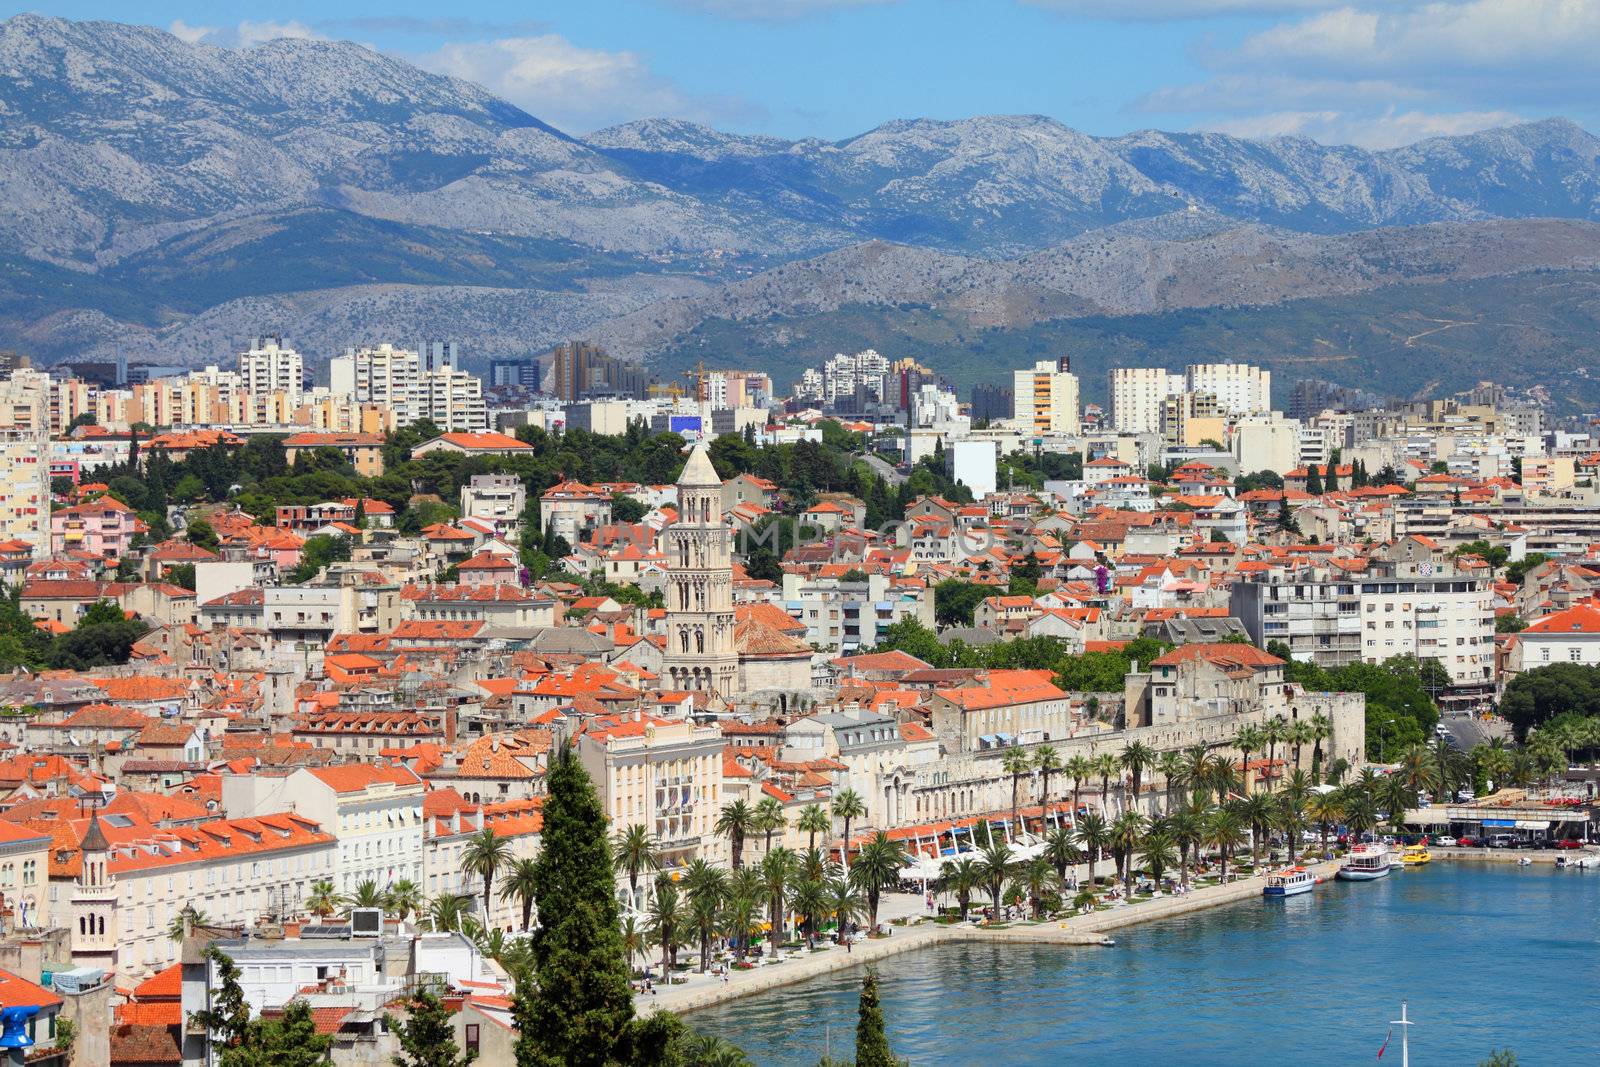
[859,452,907,486]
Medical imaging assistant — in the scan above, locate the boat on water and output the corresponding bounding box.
[1263,866,1317,897]
[1402,843,1431,867]
[1338,843,1393,881]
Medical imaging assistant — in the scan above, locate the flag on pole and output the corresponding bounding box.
[1377,1027,1392,1059]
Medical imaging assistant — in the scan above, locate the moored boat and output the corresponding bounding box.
[1338,843,1393,881]
[1401,843,1431,866]
[1263,866,1316,897]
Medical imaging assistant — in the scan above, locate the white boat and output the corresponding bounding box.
[1263,866,1317,897]
[1337,843,1393,881]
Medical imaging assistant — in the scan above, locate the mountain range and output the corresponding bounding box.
[5,14,1600,407]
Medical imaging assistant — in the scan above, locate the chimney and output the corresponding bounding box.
[452,808,463,835]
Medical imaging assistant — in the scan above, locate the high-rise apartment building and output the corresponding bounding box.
[417,368,489,433]
[237,338,304,410]
[416,340,459,375]
[969,383,1013,423]
[489,358,542,389]
[1012,358,1080,435]
[1186,363,1271,416]
[1110,367,1183,434]
[0,370,52,558]
[330,344,487,430]
[1160,390,1225,449]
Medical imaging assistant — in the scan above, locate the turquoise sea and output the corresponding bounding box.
[693,863,1600,1065]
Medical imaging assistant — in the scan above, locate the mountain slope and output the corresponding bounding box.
[4,14,1600,373]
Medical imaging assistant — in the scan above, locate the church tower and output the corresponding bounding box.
[71,812,120,969]
[662,442,740,696]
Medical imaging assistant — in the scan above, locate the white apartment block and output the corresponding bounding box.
[0,370,51,557]
[238,338,304,409]
[1231,412,1300,474]
[1013,359,1080,435]
[1186,362,1271,416]
[1110,367,1182,434]
[780,571,935,654]
[330,344,486,431]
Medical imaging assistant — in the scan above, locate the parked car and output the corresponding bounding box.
[1488,834,1516,849]
[1553,839,1586,850]
[1456,836,1478,847]
[1434,835,1458,847]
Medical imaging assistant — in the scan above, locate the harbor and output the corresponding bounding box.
[692,862,1600,1065]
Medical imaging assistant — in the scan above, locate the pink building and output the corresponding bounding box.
[50,496,144,558]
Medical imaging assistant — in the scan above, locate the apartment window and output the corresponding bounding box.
[1571,648,1582,662]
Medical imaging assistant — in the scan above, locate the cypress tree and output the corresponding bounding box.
[1305,465,1323,495]
[387,989,475,1067]
[854,969,902,1067]
[514,745,635,1067]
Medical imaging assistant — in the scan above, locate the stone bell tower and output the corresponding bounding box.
[661,442,739,697]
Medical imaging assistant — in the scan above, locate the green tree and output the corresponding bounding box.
[513,746,634,1067]
[1501,662,1600,739]
[462,828,511,923]
[831,789,868,871]
[849,832,907,931]
[933,579,989,628]
[190,945,251,1052]
[853,969,905,1067]
[186,517,219,551]
[715,800,757,870]
[611,824,659,911]
[387,989,476,1067]
[228,1000,333,1067]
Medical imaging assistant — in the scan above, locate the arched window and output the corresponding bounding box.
[695,629,704,654]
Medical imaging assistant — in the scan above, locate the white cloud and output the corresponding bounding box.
[1228,0,1600,82]
[1021,0,1352,20]
[671,0,897,18]
[168,19,326,49]
[1202,107,1526,148]
[420,35,753,133]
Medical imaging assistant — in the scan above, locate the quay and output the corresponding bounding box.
[652,858,1343,1014]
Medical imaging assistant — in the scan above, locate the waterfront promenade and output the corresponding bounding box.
[651,857,1342,1014]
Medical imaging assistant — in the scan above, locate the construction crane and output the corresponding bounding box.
[683,360,710,403]
[647,380,686,399]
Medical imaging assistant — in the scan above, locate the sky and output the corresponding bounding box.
[10,1,1600,148]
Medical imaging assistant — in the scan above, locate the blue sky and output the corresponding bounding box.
[12,1,1599,147]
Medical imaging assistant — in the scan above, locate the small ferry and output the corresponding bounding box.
[1263,866,1316,897]
[1337,843,1393,881]
[1401,843,1431,867]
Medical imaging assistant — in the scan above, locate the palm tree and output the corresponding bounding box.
[1290,719,1316,773]
[1281,768,1314,804]
[428,892,472,933]
[716,800,757,870]
[475,926,511,966]
[168,904,207,941]
[1232,724,1264,791]
[831,789,868,871]
[1308,711,1333,782]
[306,879,342,918]
[1121,741,1157,814]
[976,841,1015,920]
[726,867,765,958]
[722,886,761,962]
[384,879,422,924]
[754,796,787,853]
[1262,715,1287,790]
[684,859,727,972]
[646,874,684,975]
[1325,756,1351,786]
[1001,746,1033,837]
[760,847,797,950]
[1093,751,1120,814]
[1341,788,1380,844]
[797,803,832,855]
[791,877,829,948]
[1170,807,1205,890]
[826,877,864,942]
[461,828,511,926]
[1307,792,1343,858]
[1205,753,1240,805]
[798,846,834,886]
[1378,775,1416,834]
[350,879,385,909]
[850,832,906,932]
[1020,856,1057,919]
[1156,750,1187,813]
[497,857,539,931]
[620,915,647,973]
[1065,754,1093,814]
[1075,810,1111,884]
[612,824,659,912]
[1140,831,1178,886]
[1240,793,1275,870]
[938,857,981,920]
[1111,810,1147,894]
[1043,823,1084,885]
[1205,805,1249,882]
[1277,792,1309,864]
[1034,744,1063,819]
[1181,744,1211,805]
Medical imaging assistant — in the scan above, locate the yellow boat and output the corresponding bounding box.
[1402,843,1431,866]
